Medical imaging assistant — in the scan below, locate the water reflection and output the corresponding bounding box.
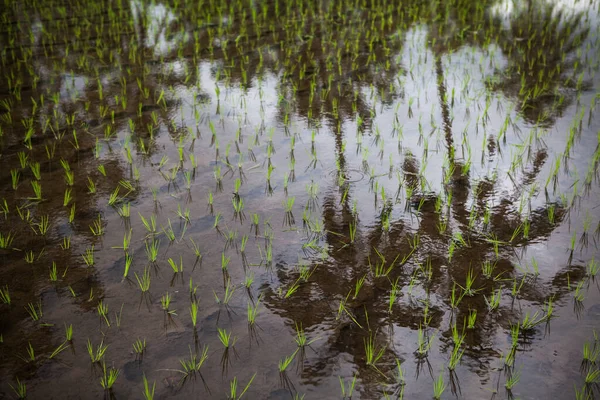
[0,0,597,398]
[488,0,591,125]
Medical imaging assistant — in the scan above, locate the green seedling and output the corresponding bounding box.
[49,341,70,359]
[99,362,120,390]
[278,349,299,372]
[135,267,151,293]
[142,374,156,400]
[0,285,10,305]
[133,338,146,357]
[190,301,199,327]
[179,345,209,377]
[218,328,237,348]
[10,378,26,399]
[25,301,43,321]
[97,300,110,327]
[145,239,160,263]
[229,373,256,400]
[87,339,108,363]
[505,369,521,390]
[168,256,184,273]
[339,375,357,399]
[433,373,446,400]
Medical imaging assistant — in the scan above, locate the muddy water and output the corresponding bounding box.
[1,0,600,398]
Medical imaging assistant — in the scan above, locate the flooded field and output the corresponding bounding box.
[1,0,600,398]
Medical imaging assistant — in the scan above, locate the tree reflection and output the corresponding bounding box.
[258,0,593,398]
[487,0,591,125]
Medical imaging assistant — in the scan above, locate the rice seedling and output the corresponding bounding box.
[179,345,210,377]
[247,299,261,326]
[352,274,367,300]
[160,292,176,315]
[467,309,477,329]
[87,339,108,363]
[145,239,160,263]
[190,301,199,327]
[587,257,599,278]
[189,278,199,300]
[389,277,401,313]
[189,238,202,261]
[582,340,600,372]
[24,250,35,264]
[232,197,245,222]
[481,260,498,280]
[228,373,257,400]
[69,204,76,224]
[9,378,26,399]
[224,228,238,250]
[65,323,73,341]
[0,199,8,219]
[135,267,151,293]
[30,162,41,180]
[20,341,35,362]
[95,299,110,326]
[221,252,231,271]
[122,253,133,279]
[364,333,385,369]
[294,322,319,348]
[133,338,146,357]
[518,313,543,338]
[168,256,184,273]
[89,214,104,236]
[416,324,434,358]
[449,282,464,309]
[142,374,155,400]
[283,197,295,226]
[115,303,124,328]
[0,231,15,249]
[162,219,176,242]
[505,369,521,390]
[60,236,71,250]
[0,285,10,305]
[87,177,96,194]
[99,362,120,390]
[392,358,406,389]
[139,213,157,236]
[339,375,357,399]
[574,385,593,400]
[176,204,191,222]
[49,341,70,359]
[218,328,237,348]
[485,289,502,311]
[279,349,299,372]
[82,246,95,267]
[448,342,465,371]
[456,267,481,297]
[215,279,236,306]
[118,202,131,219]
[35,215,50,236]
[10,169,20,190]
[574,280,586,303]
[348,220,357,244]
[25,300,43,321]
[433,373,446,400]
[585,367,600,385]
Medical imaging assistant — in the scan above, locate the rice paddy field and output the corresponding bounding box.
[1,0,600,398]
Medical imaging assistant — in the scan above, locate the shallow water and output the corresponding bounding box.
[1,0,600,399]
